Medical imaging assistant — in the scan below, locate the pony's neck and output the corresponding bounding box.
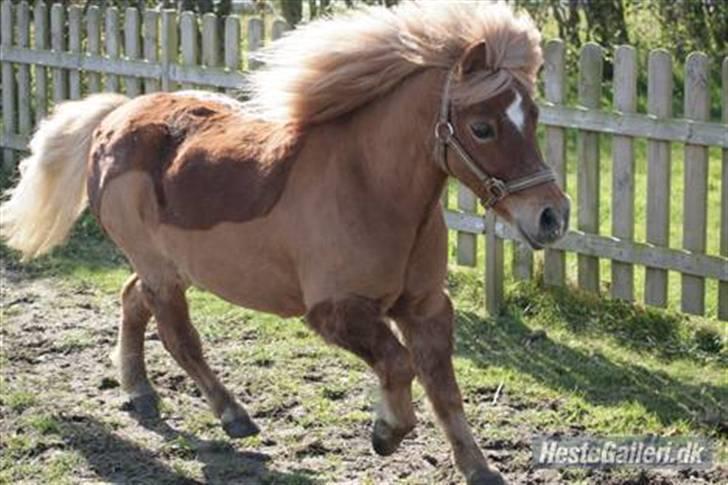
[347,69,448,221]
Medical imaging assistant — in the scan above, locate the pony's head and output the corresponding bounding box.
[437,39,570,248]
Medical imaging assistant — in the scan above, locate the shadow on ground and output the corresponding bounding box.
[58,414,318,484]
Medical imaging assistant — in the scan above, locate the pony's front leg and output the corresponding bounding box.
[306,296,416,455]
[393,291,504,485]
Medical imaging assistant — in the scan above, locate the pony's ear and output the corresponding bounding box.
[456,41,488,78]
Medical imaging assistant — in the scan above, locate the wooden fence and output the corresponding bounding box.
[1,1,727,320]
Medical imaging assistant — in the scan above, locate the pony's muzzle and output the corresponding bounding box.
[535,198,570,245]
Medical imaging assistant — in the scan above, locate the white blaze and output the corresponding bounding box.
[505,91,524,132]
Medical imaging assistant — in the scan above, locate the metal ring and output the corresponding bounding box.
[434,121,454,142]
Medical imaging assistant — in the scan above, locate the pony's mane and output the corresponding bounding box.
[244,1,542,126]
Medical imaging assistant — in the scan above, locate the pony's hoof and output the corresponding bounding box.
[467,468,506,485]
[371,418,411,456]
[222,416,260,439]
[130,393,160,420]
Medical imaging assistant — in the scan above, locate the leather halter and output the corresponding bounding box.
[434,70,556,208]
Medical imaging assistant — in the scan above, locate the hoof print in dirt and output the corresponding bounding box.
[222,416,260,439]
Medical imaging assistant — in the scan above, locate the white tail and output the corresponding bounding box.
[1,93,129,260]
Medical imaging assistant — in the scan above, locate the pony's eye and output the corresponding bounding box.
[470,121,495,141]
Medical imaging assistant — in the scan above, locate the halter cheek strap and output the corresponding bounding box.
[434,70,556,208]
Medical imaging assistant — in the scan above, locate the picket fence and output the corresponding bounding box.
[1,1,726,320]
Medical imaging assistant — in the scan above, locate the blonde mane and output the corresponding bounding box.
[244,1,542,126]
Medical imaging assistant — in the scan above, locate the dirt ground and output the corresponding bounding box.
[1,268,725,484]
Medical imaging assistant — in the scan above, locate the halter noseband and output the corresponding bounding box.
[434,70,556,208]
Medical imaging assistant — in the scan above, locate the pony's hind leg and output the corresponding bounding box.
[140,281,259,438]
[306,296,416,456]
[112,274,159,418]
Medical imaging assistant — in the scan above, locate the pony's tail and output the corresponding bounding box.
[0,93,129,260]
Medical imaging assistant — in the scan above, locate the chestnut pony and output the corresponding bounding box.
[1,2,569,483]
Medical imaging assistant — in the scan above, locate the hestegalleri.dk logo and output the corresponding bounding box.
[532,436,714,469]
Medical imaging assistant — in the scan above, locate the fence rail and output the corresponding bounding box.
[1,1,727,320]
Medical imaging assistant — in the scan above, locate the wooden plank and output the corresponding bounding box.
[179,11,198,90]
[538,105,728,149]
[50,3,67,103]
[645,49,672,308]
[86,5,101,93]
[271,19,289,40]
[543,39,566,286]
[104,7,120,92]
[456,184,477,266]
[16,2,31,140]
[160,9,178,91]
[68,5,81,99]
[0,45,247,88]
[124,7,141,97]
[513,242,533,280]
[224,15,240,96]
[247,17,263,70]
[1,0,15,169]
[720,57,728,320]
[201,13,219,92]
[577,43,603,292]
[33,0,48,123]
[485,212,504,315]
[681,52,710,315]
[143,10,159,93]
[611,45,637,300]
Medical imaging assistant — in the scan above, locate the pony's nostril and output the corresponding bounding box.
[539,207,560,235]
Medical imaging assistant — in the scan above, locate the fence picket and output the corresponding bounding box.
[1,0,15,169]
[33,1,48,123]
[143,10,159,93]
[104,7,120,92]
[645,50,672,308]
[224,16,240,95]
[611,45,637,300]
[16,2,31,140]
[543,40,566,286]
[577,43,603,292]
[202,13,220,92]
[50,4,67,103]
[247,18,263,70]
[160,10,178,91]
[681,52,710,315]
[272,19,289,40]
[485,212,504,314]
[720,57,728,321]
[457,185,477,266]
[68,5,81,99]
[124,8,141,97]
[180,11,198,90]
[86,6,101,93]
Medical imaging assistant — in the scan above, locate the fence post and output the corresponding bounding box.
[202,12,220,92]
[611,45,637,301]
[68,5,81,99]
[543,39,566,287]
[86,5,101,93]
[272,18,289,40]
[33,0,48,123]
[16,2,31,142]
[720,57,728,321]
[224,15,240,96]
[104,7,120,92]
[160,9,178,92]
[577,43,603,293]
[247,18,263,70]
[681,52,710,315]
[645,49,672,308]
[124,7,141,97]
[180,11,198,90]
[50,4,67,102]
[143,10,159,93]
[457,185,477,267]
[485,211,504,315]
[2,0,16,170]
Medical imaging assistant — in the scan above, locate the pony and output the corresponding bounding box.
[0,2,569,483]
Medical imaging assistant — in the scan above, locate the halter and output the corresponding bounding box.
[434,70,556,208]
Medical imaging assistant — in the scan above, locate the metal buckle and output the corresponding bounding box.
[434,121,454,143]
[482,178,507,208]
